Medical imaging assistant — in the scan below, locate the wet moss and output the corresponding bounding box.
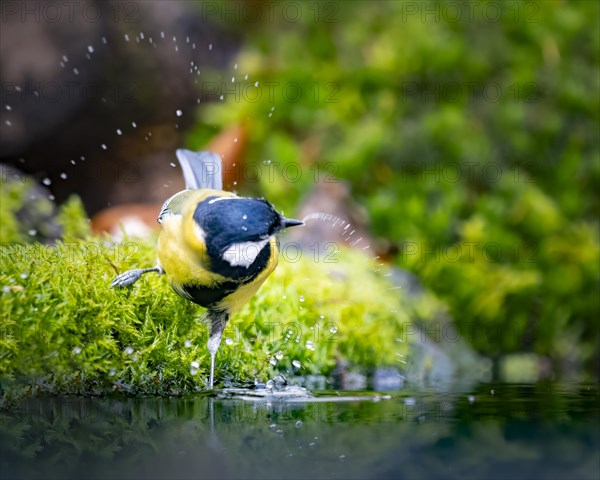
[1,193,411,401]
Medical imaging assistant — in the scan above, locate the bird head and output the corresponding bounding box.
[192,196,303,272]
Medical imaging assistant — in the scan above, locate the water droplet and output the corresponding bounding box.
[339,455,347,462]
[124,346,134,355]
[5,105,12,111]
[234,63,238,70]
[87,45,94,53]
[225,338,233,345]
[48,194,55,201]
[266,379,274,389]
[73,346,82,354]
[101,144,107,150]
[468,395,475,403]
[170,162,176,167]
[330,326,338,334]
[244,74,248,80]
[124,34,130,41]
[208,43,213,50]
[219,94,224,101]
[269,356,277,366]
[116,129,122,135]
[5,120,12,126]
[242,214,247,220]
[62,55,68,62]
[184,340,192,348]
[42,178,52,186]
[295,420,302,428]
[299,295,305,302]
[101,36,107,44]
[190,361,199,369]
[70,160,76,165]
[275,351,283,360]
[292,360,301,369]
[282,295,287,299]
[60,173,67,180]
[490,389,495,395]
[131,121,137,128]
[254,81,259,87]
[306,340,315,351]
[73,68,79,75]
[268,113,272,117]
[140,32,145,40]
[28,229,37,236]
[176,109,183,117]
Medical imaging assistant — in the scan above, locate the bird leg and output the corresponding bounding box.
[110,265,164,288]
[207,309,229,389]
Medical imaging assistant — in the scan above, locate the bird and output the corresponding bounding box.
[110,149,304,388]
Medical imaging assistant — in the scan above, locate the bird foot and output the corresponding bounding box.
[110,269,146,288]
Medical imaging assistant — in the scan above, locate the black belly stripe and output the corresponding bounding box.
[179,280,239,308]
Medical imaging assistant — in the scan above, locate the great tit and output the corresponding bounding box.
[110,149,303,388]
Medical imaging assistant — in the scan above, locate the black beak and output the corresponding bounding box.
[281,217,304,229]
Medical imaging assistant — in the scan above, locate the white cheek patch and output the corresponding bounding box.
[222,239,270,268]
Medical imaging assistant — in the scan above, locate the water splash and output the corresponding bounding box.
[301,212,349,229]
[7,27,259,202]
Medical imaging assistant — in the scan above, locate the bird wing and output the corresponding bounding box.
[157,190,196,224]
[176,149,223,190]
[158,189,239,224]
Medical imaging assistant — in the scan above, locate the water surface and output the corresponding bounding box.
[1,383,598,479]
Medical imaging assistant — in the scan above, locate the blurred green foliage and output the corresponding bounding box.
[189,0,600,376]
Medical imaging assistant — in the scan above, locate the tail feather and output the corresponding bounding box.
[176,149,223,190]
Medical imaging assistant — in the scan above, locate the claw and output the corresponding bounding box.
[110,269,144,288]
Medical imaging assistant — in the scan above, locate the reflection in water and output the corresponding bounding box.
[1,383,598,480]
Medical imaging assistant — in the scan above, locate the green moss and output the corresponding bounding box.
[57,195,92,240]
[1,203,412,401]
[0,178,30,243]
